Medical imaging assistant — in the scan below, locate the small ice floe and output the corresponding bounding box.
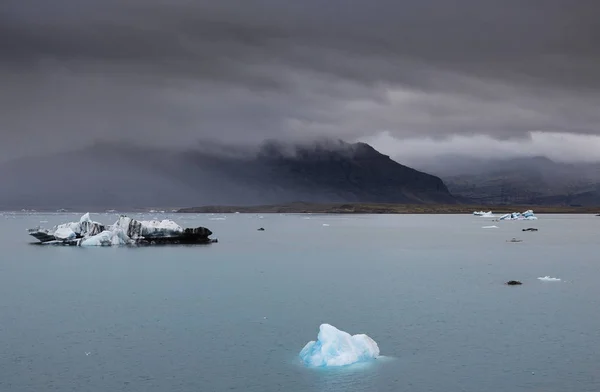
[322,223,330,227]
[482,225,498,229]
[474,211,495,217]
[299,324,380,367]
[537,276,561,282]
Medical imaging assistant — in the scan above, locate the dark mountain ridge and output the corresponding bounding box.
[0,140,456,210]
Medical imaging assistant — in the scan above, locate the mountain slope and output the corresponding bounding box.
[0,140,456,210]
[414,155,600,206]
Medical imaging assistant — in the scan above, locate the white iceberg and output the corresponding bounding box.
[482,225,498,229]
[111,216,183,240]
[299,324,380,367]
[537,276,561,282]
[53,227,76,240]
[473,211,495,217]
[80,228,134,246]
[28,213,214,246]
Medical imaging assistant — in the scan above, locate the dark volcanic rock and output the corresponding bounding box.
[522,228,538,232]
[183,227,213,237]
[506,280,523,285]
[137,226,215,245]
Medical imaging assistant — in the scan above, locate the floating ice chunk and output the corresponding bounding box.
[80,228,133,246]
[474,211,495,217]
[111,216,183,239]
[29,213,215,246]
[499,210,538,221]
[54,227,76,240]
[537,276,561,282]
[299,324,380,367]
[139,219,183,237]
[482,225,498,229]
[52,213,105,237]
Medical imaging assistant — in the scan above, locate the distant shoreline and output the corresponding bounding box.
[177,203,600,214]
[4,203,599,214]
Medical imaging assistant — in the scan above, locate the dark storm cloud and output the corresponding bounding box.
[2,0,600,160]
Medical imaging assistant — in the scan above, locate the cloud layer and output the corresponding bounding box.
[2,0,600,161]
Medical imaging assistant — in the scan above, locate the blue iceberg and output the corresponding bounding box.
[499,209,538,221]
[299,324,380,367]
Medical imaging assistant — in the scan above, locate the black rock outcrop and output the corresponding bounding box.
[138,227,215,245]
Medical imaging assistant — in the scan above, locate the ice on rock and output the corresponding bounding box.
[299,324,380,367]
[111,216,183,239]
[139,219,183,237]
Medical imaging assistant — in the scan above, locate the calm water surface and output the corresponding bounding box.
[1,212,599,391]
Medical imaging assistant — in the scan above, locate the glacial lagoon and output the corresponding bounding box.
[1,212,599,391]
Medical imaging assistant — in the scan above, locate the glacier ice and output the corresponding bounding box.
[299,324,380,367]
[499,210,538,221]
[28,213,214,247]
[473,211,495,217]
[80,228,134,246]
[54,212,106,237]
[53,227,76,240]
[538,276,561,282]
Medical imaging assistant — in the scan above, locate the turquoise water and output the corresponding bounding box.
[1,212,599,391]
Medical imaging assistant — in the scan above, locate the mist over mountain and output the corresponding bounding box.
[414,155,600,206]
[0,140,455,210]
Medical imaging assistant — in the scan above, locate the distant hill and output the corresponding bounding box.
[0,140,456,210]
[413,155,600,206]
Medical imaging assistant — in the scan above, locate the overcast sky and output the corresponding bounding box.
[3,0,600,162]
